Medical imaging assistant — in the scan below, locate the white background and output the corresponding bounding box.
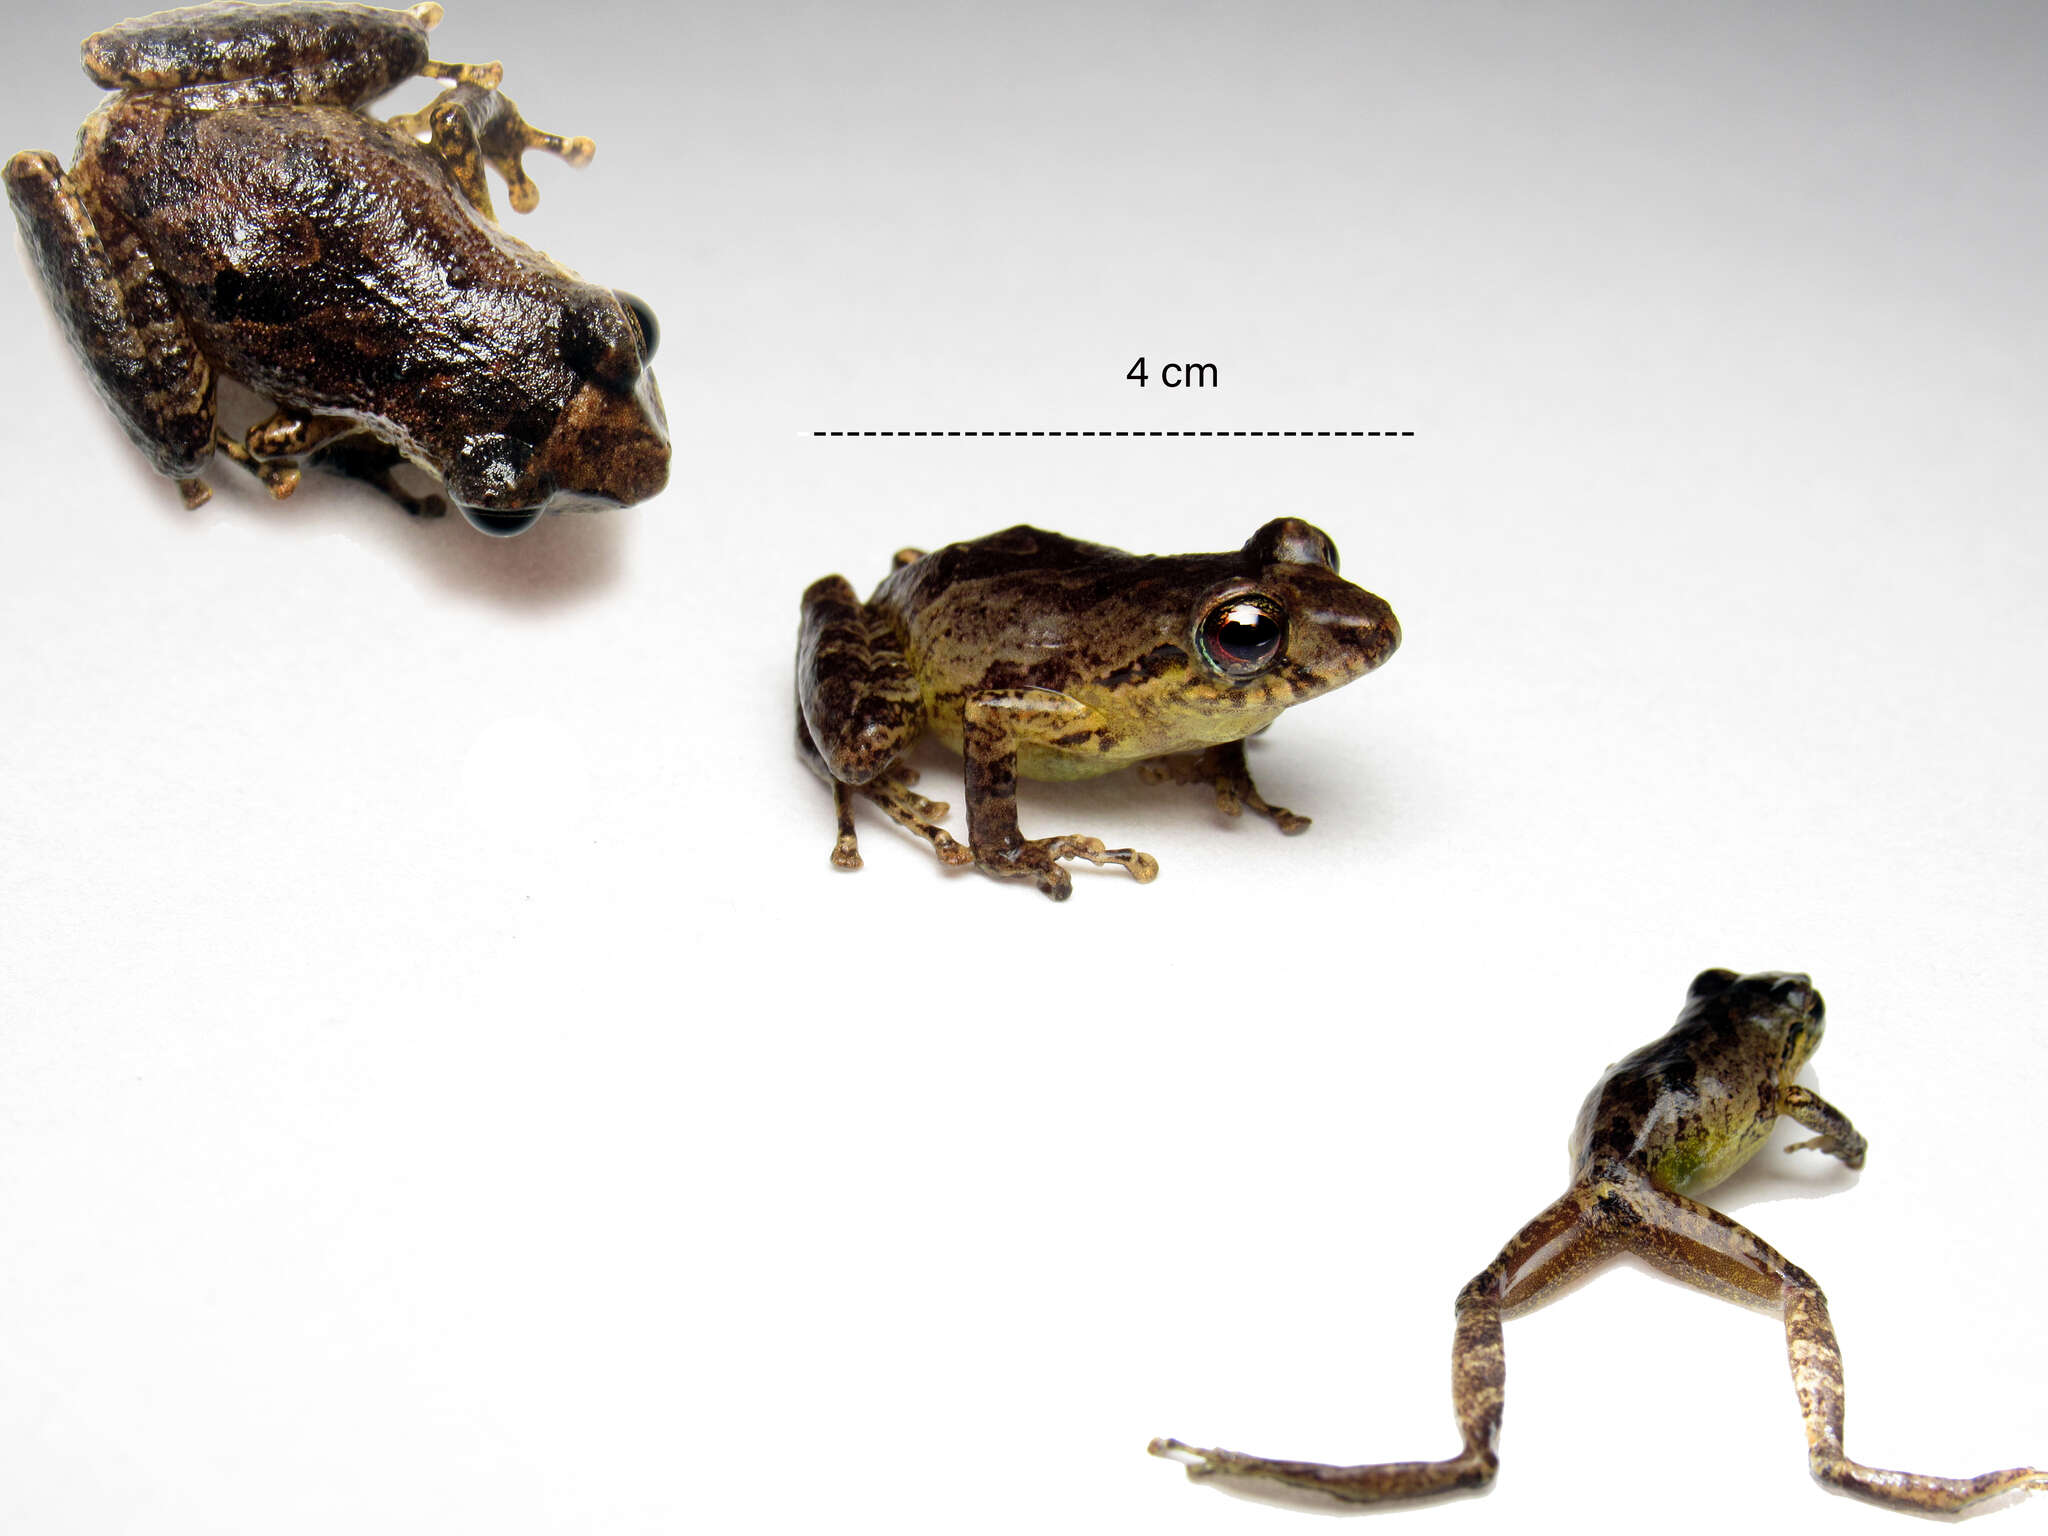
[3,2,2045,1532]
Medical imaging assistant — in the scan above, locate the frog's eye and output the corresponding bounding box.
[459,503,544,537]
[1688,968,1739,999]
[1199,595,1286,678]
[617,290,660,363]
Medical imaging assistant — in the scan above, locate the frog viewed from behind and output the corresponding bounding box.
[1151,968,2046,1515]
[7,1,668,535]
[797,518,1400,899]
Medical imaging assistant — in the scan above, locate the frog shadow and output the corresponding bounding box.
[200,449,626,612]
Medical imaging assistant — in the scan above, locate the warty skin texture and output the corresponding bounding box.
[6,1,667,534]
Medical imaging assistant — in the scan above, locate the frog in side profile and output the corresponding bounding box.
[1151,969,2046,1515]
[796,518,1400,899]
[7,1,668,535]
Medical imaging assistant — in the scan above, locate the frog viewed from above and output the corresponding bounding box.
[797,518,1400,899]
[1152,969,2046,1515]
[7,1,668,535]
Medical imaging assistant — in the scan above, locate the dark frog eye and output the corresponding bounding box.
[1199,595,1286,678]
[616,290,659,363]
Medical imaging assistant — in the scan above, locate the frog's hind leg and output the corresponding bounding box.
[797,577,953,871]
[393,81,594,216]
[1631,1186,2046,1513]
[852,766,969,870]
[81,3,486,110]
[1138,739,1310,834]
[1152,1192,1615,1506]
[4,150,215,502]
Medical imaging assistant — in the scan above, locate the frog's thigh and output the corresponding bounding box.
[797,577,922,784]
[1636,1187,2044,1513]
[4,151,215,492]
[1151,1195,1597,1507]
[80,5,470,110]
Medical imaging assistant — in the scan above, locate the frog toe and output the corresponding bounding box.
[1148,1439,1220,1479]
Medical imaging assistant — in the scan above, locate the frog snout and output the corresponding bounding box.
[1332,597,1401,672]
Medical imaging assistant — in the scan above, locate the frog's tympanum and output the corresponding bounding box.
[7,1,668,535]
[797,519,1400,899]
[1152,970,2046,1515]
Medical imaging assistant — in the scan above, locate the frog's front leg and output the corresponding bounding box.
[391,81,594,217]
[305,434,448,518]
[960,692,1158,901]
[5,150,215,504]
[1779,1084,1867,1170]
[1151,1194,1609,1506]
[82,3,498,110]
[1138,739,1310,834]
[1635,1187,2044,1513]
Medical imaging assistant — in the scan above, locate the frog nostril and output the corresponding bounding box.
[458,503,543,537]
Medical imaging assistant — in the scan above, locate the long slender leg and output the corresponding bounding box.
[1138,739,1310,834]
[1636,1186,2045,1513]
[1778,1085,1867,1169]
[1151,1193,1610,1506]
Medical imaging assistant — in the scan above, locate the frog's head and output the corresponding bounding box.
[1179,518,1400,710]
[446,289,671,536]
[1687,968,1826,1076]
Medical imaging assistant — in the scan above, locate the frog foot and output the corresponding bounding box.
[391,82,592,218]
[1149,1439,1226,1480]
[1139,745,1310,834]
[211,430,300,498]
[876,762,948,820]
[1783,1134,1866,1170]
[844,771,971,871]
[984,835,1158,900]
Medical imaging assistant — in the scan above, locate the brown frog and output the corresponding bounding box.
[6,1,668,535]
[796,518,1401,899]
[1151,969,2047,1515]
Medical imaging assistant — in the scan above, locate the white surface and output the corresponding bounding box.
[3,2,2045,1533]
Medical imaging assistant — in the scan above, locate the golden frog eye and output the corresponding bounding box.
[1200,595,1286,678]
